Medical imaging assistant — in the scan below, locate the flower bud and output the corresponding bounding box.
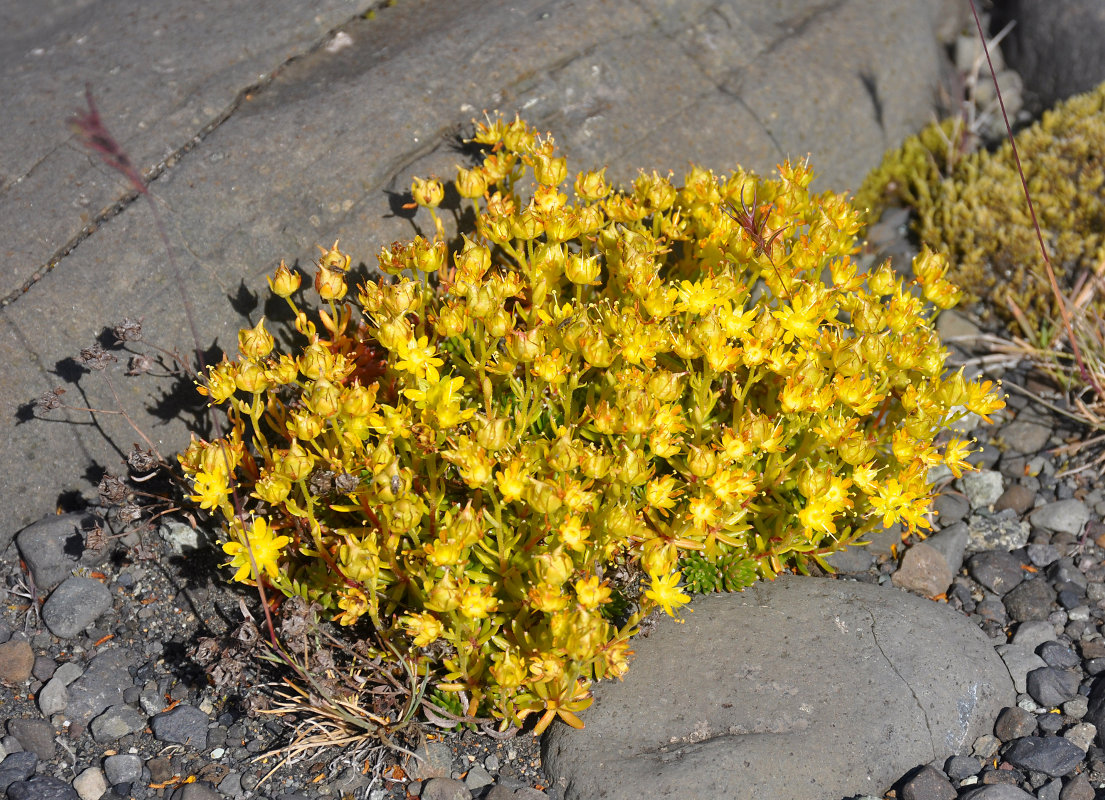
[486,307,512,338]
[580,329,614,368]
[268,261,302,298]
[491,651,527,688]
[506,328,543,363]
[533,153,568,186]
[424,572,462,612]
[435,302,467,338]
[411,176,444,208]
[341,382,377,418]
[467,281,499,320]
[253,474,292,505]
[525,480,562,515]
[797,466,832,500]
[574,168,610,202]
[867,260,898,296]
[234,360,271,394]
[535,547,574,587]
[412,237,446,274]
[318,241,351,272]
[686,445,717,478]
[288,411,324,441]
[298,343,332,380]
[280,441,316,482]
[647,370,683,403]
[315,266,348,301]
[476,416,512,451]
[455,165,489,199]
[238,318,275,360]
[580,447,614,479]
[617,448,652,485]
[308,379,343,418]
[454,236,492,283]
[565,252,601,285]
[543,207,578,243]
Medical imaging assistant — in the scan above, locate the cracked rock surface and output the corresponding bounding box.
[541,577,1014,800]
[0,0,961,530]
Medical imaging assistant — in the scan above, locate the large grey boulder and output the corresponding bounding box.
[992,0,1105,111]
[542,577,1014,800]
[1,0,960,530]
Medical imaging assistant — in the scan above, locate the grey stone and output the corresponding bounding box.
[64,648,133,727]
[90,704,148,742]
[1062,695,1089,719]
[1003,736,1084,777]
[958,784,1034,800]
[6,775,80,800]
[0,0,961,531]
[824,544,874,574]
[158,520,206,555]
[73,766,108,800]
[151,703,209,748]
[994,706,1037,742]
[41,576,113,638]
[1011,621,1056,652]
[899,764,955,800]
[1027,543,1061,569]
[995,644,1048,694]
[923,523,969,575]
[960,470,1005,510]
[944,754,981,780]
[967,511,1030,552]
[893,541,954,597]
[996,485,1036,516]
[14,513,104,592]
[1058,771,1096,800]
[1062,722,1096,752]
[996,418,1052,457]
[168,783,221,800]
[404,740,453,781]
[103,754,143,786]
[968,551,1024,596]
[992,0,1105,110]
[420,778,471,800]
[463,765,494,790]
[37,674,68,716]
[52,661,84,686]
[1025,667,1080,708]
[933,496,970,528]
[541,577,1013,800]
[1003,578,1056,623]
[1038,642,1080,669]
[0,751,37,793]
[6,718,54,760]
[1029,500,1091,538]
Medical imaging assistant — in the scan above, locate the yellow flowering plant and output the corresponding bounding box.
[180,115,1004,733]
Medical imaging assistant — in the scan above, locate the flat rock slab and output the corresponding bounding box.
[542,576,1014,800]
[0,0,959,531]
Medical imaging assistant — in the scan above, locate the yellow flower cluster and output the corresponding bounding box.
[179,115,1003,732]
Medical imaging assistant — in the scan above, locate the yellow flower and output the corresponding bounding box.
[189,471,229,512]
[574,575,611,610]
[459,585,500,619]
[394,335,444,382]
[943,438,975,478]
[495,459,528,502]
[645,571,691,619]
[238,318,275,360]
[221,517,291,584]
